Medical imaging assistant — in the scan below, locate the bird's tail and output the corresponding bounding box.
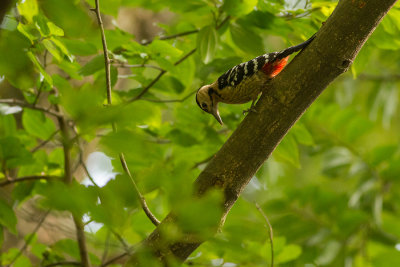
[275,34,316,60]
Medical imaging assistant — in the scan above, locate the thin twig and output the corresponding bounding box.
[73,216,91,267]
[119,153,160,226]
[101,231,111,265]
[128,15,230,103]
[100,252,129,267]
[91,0,160,227]
[141,29,199,45]
[92,0,112,105]
[140,89,197,103]
[56,106,90,267]
[255,203,274,267]
[111,230,131,253]
[191,154,215,170]
[128,48,196,102]
[44,261,81,267]
[0,175,60,187]
[31,129,60,153]
[114,63,165,71]
[0,99,63,118]
[8,210,51,266]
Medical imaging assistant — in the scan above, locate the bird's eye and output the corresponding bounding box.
[201,103,207,109]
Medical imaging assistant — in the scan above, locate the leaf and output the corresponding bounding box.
[223,0,258,16]
[43,39,62,61]
[0,136,33,168]
[197,25,219,64]
[230,22,264,55]
[26,51,53,86]
[274,134,300,167]
[78,55,104,76]
[275,244,302,264]
[37,181,98,215]
[167,129,198,147]
[17,0,39,23]
[14,255,32,267]
[149,40,183,60]
[0,199,17,234]
[34,15,50,36]
[62,38,98,56]
[292,123,314,146]
[22,109,56,140]
[47,21,64,36]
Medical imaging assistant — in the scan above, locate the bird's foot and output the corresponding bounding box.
[243,107,258,115]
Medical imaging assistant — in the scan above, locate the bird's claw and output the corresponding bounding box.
[243,107,258,115]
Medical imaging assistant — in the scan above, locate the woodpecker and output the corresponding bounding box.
[196,35,315,125]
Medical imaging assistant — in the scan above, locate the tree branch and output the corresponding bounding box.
[113,63,165,71]
[56,107,91,267]
[91,0,160,226]
[140,89,197,103]
[128,15,230,103]
[0,99,63,118]
[8,210,51,266]
[0,175,60,187]
[125,0,398,265]
[255,203,274,267]
[92,0,112,105]
[31,129,60,153]
[128,48,196,102]
[141,29,199,45]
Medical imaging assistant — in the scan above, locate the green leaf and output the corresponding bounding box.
[0,114,17,136]
[78,55,104,76]
[223,0,258,16]
[149,40,183,60]
[167,129,198,147]
[14,255,32,267]
[230,22,264,55]
[37,181,98,215]
[34,15,50,36]
[0,199,17,234]
[26,51,53,86]
[43,39,62,61]
[17,0,39,23]
[0,136,33,168]
[17,23,37,44]
[22,109,56,140]
[274,134,300,167]
[62,38,98,56]
[275,244,302,263]
[372,248,400,267]
[197,25,218,64]
[292,123,314,146]
[47,21,64,36]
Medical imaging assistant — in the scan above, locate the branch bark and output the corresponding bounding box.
[125,0,398,265]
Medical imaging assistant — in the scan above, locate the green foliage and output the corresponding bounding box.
[1,0,400,266]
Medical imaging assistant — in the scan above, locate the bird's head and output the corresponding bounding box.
[195,84,223,125]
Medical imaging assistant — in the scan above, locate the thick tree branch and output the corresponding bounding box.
[125,0,398,265]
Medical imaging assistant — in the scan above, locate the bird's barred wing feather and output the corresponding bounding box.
[217,35,315,90]
[217,53,275,89]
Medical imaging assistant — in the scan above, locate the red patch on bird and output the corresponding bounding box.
[262,56,289,78]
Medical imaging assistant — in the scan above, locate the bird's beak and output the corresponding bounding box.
[211,103,223,125]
